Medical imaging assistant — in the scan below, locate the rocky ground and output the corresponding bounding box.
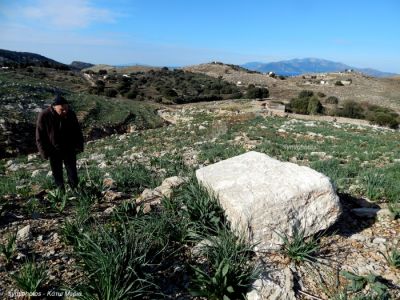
[1,100,399,299]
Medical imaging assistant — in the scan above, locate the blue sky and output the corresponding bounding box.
[0,0,399,72]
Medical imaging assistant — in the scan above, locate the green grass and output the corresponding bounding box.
[12,259,47,293]
[174,178,226,236]
[1,104,400,298]
[190,227,260,300]
[112,163,161,194]
[381,247,400,269]
[0,231,17,265]
[277,228,320,263]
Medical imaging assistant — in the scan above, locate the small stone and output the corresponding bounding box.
[27,154,37,162]
[17,225,31,241]
[16,252,26,260]
[103,177,115,189]
[31,170,41,177]
[349,233,367,242]
[376,208,395,221]
[104,191,125,201]
[198,125,206,130]
[104,206,116,215]
[98,161,107,169]
[372,237,387,244]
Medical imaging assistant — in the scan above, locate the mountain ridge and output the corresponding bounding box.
[242,58,398,78]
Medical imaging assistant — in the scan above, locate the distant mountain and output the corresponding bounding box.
[0,49,69,70]
[70,61,94,70]
[242,58,398,78]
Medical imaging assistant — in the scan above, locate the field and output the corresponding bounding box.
[1,99,399,299]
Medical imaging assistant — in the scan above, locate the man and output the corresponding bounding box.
[36,95,84,189]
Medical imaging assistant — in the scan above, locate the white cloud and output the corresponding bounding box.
[21,0,116,29]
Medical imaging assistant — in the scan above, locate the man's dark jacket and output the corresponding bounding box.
[36,106,84,159]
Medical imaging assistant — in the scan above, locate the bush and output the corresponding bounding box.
[163,88,178,98]
[335,80,344,86]
[367,111,399,128]
[307,96,323,115]
[126,88,138,99]
[317,92,326,98]
[298,90,314,98]
[105,88,118,98]
[325,96,339,105]
[289,97,310,114]
[339,100,364,119]
[95,80,105,93]
[246,87,269,99]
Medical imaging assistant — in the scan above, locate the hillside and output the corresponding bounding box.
[0,66,164,158]
[0,49,69,70]
[0,59,264,158]
[186,62,400,112]
[69,61,94,70]
[0,101,399,298]
[242,58,398,78]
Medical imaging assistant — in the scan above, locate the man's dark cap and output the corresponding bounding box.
[52,95,68,106]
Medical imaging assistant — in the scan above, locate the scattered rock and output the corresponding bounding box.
[103,190,126,201]
[103,177,116,189]
[103,206,116,215]
[27,153,38,162]
[372,237,387,244]
[376,208,395,221]
[17,225,31,241]
[31,170,41,177]
[247,267,296,300]
[349,233,368,242]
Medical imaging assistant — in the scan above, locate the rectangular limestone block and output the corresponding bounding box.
[196,151,342,250]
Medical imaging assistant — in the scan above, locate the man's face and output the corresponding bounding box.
[53,104,69,117]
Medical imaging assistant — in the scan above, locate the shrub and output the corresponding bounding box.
[298,90,314,98]
[105,88,118,98]
[307,96,323,115]
[338,100,364,119]
[126,88,138,99]
[317,92,326,98]
[289,97,309,114]
[246,87,269,99]
[335,80,344,86]
[366,111,399,128]
[98,69,108,75]
[95,80,105,91]
[325,96,339,105]
[163,88,178,98]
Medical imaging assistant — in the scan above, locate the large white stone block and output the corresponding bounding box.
[196,151,342,250]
